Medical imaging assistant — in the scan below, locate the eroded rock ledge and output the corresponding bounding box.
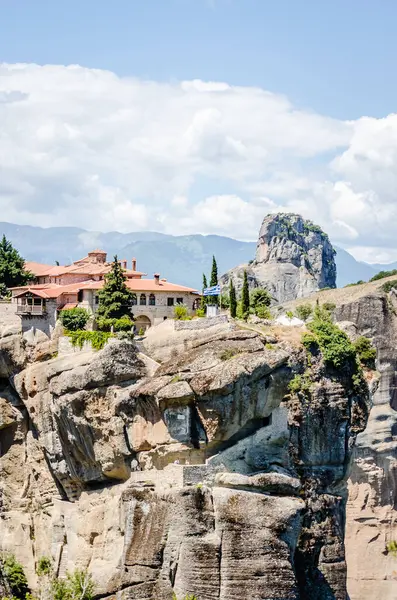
[0,318,369,599]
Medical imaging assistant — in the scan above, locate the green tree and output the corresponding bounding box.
[0,235,33,296]
[201,273,208,309]
[250,288,271,316]
[209,255,219,306]
[1,554,29,599]
[229,279,237,318]
[96,256,135,320]
[241,270,250,319]
[59,308,90,332]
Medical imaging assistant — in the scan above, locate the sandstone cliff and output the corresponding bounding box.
[221,213,337,303]
[282,277,397,600]
[0,310,370,600]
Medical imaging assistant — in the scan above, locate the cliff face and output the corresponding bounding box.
[221,213,337,303]
[0,317,367,600]
[281,279,397,600]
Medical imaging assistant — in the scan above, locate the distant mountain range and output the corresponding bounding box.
[0,221,390,290]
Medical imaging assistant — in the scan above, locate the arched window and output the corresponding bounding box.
[140,294,147,306]
[149,294,155,306]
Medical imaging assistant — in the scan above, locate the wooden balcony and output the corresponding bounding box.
[16,303,46,316]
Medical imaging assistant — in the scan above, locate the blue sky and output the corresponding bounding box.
[1,0,396,119]
[1,0,397,261]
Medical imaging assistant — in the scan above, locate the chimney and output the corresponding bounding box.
[121,259,127,269]
[131,258,137,272]
[154,273,160,285]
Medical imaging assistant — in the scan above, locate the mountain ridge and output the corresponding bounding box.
[0,221,386,289]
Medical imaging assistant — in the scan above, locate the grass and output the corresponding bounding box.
[219,348,239,361]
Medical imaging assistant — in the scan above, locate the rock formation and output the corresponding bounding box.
[221,213,337,303]
[0,309,370,599]
[281,277,397,600]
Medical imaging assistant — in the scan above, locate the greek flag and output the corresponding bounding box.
[203,284,221,296]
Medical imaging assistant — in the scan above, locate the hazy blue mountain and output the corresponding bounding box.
[0,222,388,290]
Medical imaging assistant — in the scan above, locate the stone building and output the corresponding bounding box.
[12,250,199,332]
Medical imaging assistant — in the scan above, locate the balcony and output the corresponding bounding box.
[16,303,46,316]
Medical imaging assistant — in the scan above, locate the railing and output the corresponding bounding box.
[16,304,46,316]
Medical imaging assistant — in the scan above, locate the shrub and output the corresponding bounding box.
[386,540,397,557]
[97,315,133,332]
[250,288,271,310]
[295,303,313,322]
[323,301,336,313]
[1,554,29,599]
[288,373,312,394]
[381,279,397,293]
[344,280,365,287]
[59,308,90,332]
[220,293,230,308]
[138,327,145,336]
[66,330,112,351]
[220,348,238,361]
[286,310,294,319]
[196,307,205,318]
[65,569,94,600]
[354,336,376,369]
[36,556,52,577]
[174,303,188,320]
[255,305,271,320]
[305,305,357,370]
[370,269,397,282]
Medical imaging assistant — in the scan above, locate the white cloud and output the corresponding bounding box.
[1,63,397,259]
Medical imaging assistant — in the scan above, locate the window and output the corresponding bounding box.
[140,294,147,306]
[167,297,174,306]
[149,294,155,306]
[176,297,183,304]
[131,296,137,306]
[78,290,83,302]
[95,296,99,304]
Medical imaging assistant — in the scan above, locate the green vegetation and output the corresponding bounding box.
[209,255,219,306]
[0,235,34,297]
[138,327,145,336]
[250,288,271,319]
[97,315,133,332]
[286,311,294,319]
[220,348,238,361]
[195,307,205,318]
[344,280,365,287]
[241,271,250,320]
[354,336,376,369]
[229,279,237,319]
[303,305,357,370]
[172,594,198,600]
[66,330,112,351]
[323,301,336,313]
[370,269,397,282]
[386,540,397,557]
[288,373,312,394]
[174,303,192,320]
[36,556,52,577]
[59,308,90,332]
[381,279,397,293]
[201,274,208,309]
[295,303,313,322]
[1,554,29,599]
[220,292,230,308]
[303,220,326,237]
[96,256,135,320]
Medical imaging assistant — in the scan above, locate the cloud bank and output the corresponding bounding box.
[0,63,396,261]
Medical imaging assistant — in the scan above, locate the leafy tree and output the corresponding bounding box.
[354,336,377,369]
[209,255,219,306]
[295,303,313,322]
[174,303,189,320]
[59,308,90,332]
[229,279,237,318]
[241,270,250,319]
[250,288,271,316]
[1,554,29,599]
[96,256,135,320]
[0,235,33,296]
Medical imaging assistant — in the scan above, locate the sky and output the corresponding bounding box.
[1,0,397,262]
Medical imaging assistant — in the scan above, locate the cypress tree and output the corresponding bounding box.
[229,279,237,318]
[241,270,250,319]
[96,256,136,320]
[201,273,208,308]
[210,255,219,306]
